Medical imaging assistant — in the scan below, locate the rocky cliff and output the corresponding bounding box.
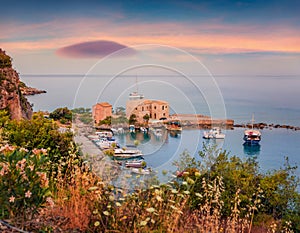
[0,49,33,120]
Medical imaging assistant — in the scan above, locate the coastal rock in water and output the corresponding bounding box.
[19,82,47,96]
[0,49,33,119]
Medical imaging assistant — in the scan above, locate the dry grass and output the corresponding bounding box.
[30,165,294,233]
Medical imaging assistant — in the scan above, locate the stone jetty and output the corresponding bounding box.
[170,114,234,128]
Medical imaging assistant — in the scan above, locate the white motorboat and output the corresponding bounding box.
[112,148,143,160]
[203,127,225,139]
[125,159,146,168]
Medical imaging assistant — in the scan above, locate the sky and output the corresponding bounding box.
[0,0,300,75]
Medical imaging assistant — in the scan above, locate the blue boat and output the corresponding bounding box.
[243,115,261,145]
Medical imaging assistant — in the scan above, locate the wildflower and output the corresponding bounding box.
[0,144,15,154]
[0,163,9,176]
[195,171,201,177]
[103,211,110,216]
[171,189,178,194]
[121,216,127,221]
[40,148,47,155]
[16,158,26,171]
[146,207,155,213]
[156,195,163,202]
[46,197,54,207]
[170,205,178,210]
[25,190,32,198]
[94,221,100,227]
[186,177,195,185]
[37,172,49,187]
[20,147,29,153]
[32,148,40,155]
[195,192,202,198]
[116,202,122,207]
[140,220,148,226]
[28,165,35,171]
[9,196,15,203]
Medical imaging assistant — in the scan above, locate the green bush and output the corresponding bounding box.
[0,145,50,223]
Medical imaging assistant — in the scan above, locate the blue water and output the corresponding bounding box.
[21,74,300,187]
[114,129,300,186]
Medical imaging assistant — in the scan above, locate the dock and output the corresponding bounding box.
[170,114,234,128]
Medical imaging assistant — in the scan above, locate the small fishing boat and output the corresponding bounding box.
[166,120,182,132]
[154,128,163,137]
[243,115,261,145]
[140,127,148,133]
[125,159,146,168]
[129,125,135,133]
[203,127,225,139]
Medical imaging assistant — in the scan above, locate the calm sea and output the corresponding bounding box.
[21,74,300,185]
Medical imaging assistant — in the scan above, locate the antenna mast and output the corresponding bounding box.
[136,75,138,94]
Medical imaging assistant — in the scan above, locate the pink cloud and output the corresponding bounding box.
[56,40,136,58]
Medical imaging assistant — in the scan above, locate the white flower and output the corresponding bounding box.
[25,190,32,198]
[9,196,15,203]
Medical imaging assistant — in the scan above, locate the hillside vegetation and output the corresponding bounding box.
[0,109,299,232]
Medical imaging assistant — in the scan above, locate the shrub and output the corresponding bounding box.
[0,145,50,225]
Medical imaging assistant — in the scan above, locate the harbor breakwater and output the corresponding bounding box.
[171,114,234,128]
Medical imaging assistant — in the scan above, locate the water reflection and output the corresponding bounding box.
[169,131,181,138]
[243,143,261,156]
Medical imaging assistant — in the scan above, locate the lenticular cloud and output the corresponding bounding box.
[56,40,136,58]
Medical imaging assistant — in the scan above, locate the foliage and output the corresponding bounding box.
[71,107,91,114]
[1,111,79,179]
[111,115,128,125]
[143,113,150,123]
[49,107,72,124]
[175,144,300,232]
[0,51,12,68]
[99,116,112,125]
[115,106,125,116]
[0,146,50,225]
[129,114,137,125]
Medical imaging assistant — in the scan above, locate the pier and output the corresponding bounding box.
[170,114,234,128]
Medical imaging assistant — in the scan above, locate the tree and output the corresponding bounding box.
[50,107,72,124]
[129,114,137,125]
[143,114,150,124]
[99,116,112,125]
[116,106,125,116]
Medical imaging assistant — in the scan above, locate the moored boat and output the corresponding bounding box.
[131,167,152,175]
[203,127,225,139]
[125,159,146,168]
[243,129,261,145]
[243,115,261,145]
[112,148,143,160]
[166,120,182,132]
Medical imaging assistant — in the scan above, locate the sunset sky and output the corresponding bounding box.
[1,0,299,75]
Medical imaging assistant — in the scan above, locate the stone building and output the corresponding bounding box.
[126,92,169,124]
[92,102,112,124]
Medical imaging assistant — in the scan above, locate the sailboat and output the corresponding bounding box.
[243,114,261,145]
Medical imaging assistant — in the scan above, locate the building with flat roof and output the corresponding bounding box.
[92,102,112,124]
[126,92,169,124]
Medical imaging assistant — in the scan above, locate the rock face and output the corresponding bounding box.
[0,49,33,120]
